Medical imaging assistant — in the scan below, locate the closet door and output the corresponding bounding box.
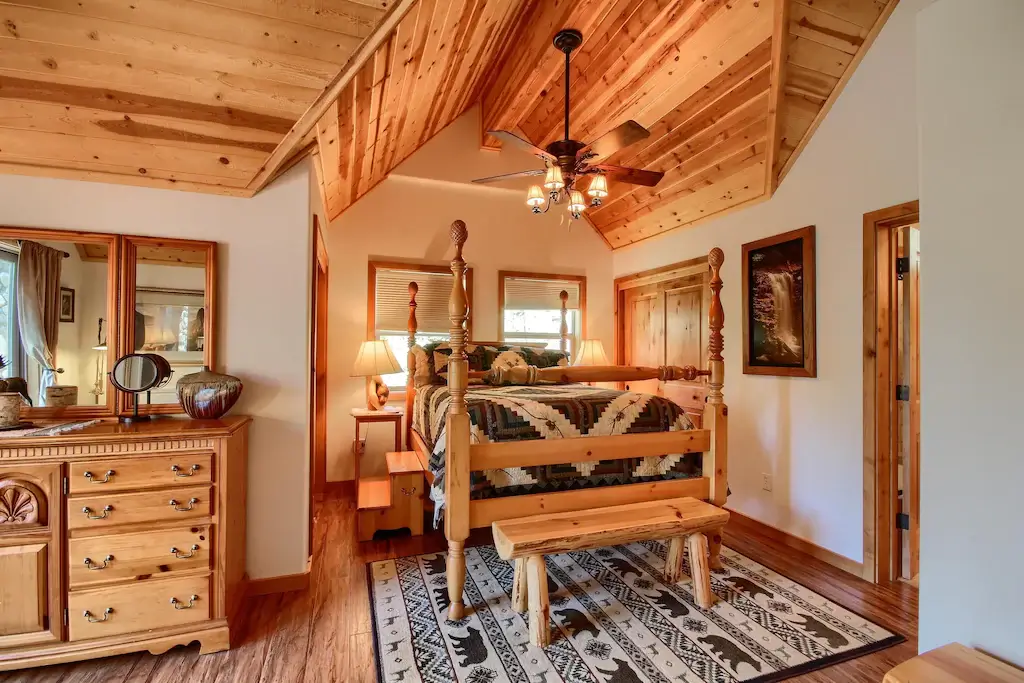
[618,261,709,418]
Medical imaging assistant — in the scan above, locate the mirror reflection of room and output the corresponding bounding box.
[132,243,207,404]
[0,238,110,407]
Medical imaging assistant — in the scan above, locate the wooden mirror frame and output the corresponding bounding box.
[0,226,121,419]
[119,236,216,417]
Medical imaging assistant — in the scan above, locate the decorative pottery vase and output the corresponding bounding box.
[176,366,243,419]
[0,393,24,427]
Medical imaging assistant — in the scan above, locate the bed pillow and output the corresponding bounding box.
[424,341,495,385]
[408,344,432,387]
[493,345,570,369]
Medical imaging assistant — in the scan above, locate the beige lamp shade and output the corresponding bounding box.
[574,339,610,366]
[351,340,402,377]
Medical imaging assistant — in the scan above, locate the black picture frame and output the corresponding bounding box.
[59,286,75,323]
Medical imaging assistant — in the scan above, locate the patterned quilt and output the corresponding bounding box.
[412,384,702,518]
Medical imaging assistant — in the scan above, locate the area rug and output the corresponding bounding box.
[368,541,903,683]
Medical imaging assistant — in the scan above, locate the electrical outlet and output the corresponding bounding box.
[761,473,773,492]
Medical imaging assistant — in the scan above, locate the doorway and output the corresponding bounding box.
[309,215,329,554]
[863,201,920,584]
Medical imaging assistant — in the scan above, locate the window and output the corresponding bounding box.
[0,249,22,378]
[499,272,586,358]
[369,262,473,389]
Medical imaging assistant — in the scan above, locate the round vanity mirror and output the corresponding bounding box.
[109,353,173,422]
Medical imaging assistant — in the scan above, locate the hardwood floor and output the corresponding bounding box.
[0,491,918,682]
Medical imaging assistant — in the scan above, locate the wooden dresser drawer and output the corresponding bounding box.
[68,454,213,494]
[68,486,211,530]
[68,526,211,588]
[68,575,210,641]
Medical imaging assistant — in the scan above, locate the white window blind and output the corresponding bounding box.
[504,277,580,310]
[375,267,463,335]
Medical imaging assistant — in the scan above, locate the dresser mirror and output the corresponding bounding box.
[0,227,119,417]
[0,226,216,419]
[121,237,215,416]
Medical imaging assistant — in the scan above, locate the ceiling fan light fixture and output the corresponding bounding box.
[526,185,545,212]
[568,190,586,218]
[543,166,564,191]
[586,174,608,205]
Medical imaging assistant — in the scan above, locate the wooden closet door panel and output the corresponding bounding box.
[665,286,703,369]
[628,293,665,367]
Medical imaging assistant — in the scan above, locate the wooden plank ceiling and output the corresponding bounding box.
[0,0,387,196]
[313,0,897,247]
[0,0,897,248]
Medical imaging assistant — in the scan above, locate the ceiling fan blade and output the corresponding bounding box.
[582,121,651,160]
[592,164,664,187]
[471,168,546,184]
[486,130,555,161]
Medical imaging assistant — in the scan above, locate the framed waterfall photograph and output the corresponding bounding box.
[741,225,817,377]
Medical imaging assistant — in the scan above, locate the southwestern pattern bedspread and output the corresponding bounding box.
[412,384,701,518]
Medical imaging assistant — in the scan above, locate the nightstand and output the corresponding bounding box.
[350,406,403,483]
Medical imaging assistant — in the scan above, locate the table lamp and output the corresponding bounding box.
[352,340,402,410]
[574,339,610,366]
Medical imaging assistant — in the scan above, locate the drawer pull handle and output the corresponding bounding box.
[83,608,113,622]
[171,464,201,477]
[82,505,113,520]
[401,486,418,496]
[169,497,198,512]
[170,595,199,610]
[84,470,115,484]
[84,555,114,570]
[170,545,200,559]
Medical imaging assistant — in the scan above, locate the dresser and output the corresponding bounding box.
[0,416,250,672]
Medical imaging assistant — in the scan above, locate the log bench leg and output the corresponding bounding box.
[665,537,686,584]
[688,532,714,609]
[708,528,724,570]
[525,555,550,647]
[511,558,529,612]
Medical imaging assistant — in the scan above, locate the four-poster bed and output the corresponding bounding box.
[403,220,728,620]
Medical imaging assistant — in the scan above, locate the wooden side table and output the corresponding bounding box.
[351,406,403,483]
[884,643,1024,683]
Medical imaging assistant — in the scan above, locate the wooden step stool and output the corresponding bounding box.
[885,643,1024,683]
[492,497,729,647]
[357,451,426,542]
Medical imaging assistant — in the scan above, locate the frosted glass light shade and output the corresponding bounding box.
[543,166,564,190]
[351,340,401,377]
[574,339,610,366]
[526,185,545,207]
[568,190,586,214]
[586,174,608,198]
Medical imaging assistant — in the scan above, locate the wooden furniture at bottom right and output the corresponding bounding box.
[884,643,1024,683]
[492,498,729,647]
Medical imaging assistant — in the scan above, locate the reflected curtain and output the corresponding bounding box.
[17,241,63,405]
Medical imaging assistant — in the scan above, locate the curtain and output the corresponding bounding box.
[17,241,62,406]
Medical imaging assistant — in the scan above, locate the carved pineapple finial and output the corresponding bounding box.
[559,290,568,304]
[709,247,724,270]
[450,220,468,259]
[408,281,419,299]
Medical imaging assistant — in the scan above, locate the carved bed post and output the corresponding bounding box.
[559,290,569,354]
[445,220,471,620]
[704,247,728,569]
[405,281,418,450]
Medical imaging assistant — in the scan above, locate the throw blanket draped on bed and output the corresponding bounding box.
[413,384,701,520]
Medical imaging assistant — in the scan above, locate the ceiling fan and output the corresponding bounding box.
[473,28,664,219]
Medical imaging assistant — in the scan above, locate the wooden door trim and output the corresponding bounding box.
[310,216,328,508]
[863,200,919,583]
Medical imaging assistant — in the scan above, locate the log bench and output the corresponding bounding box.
[491,497,729,647]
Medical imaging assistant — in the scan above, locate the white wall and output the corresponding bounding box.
[917,0,1024,663]
[612,0,931,563]
[322,106,615,481]
[0,164,314,579]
